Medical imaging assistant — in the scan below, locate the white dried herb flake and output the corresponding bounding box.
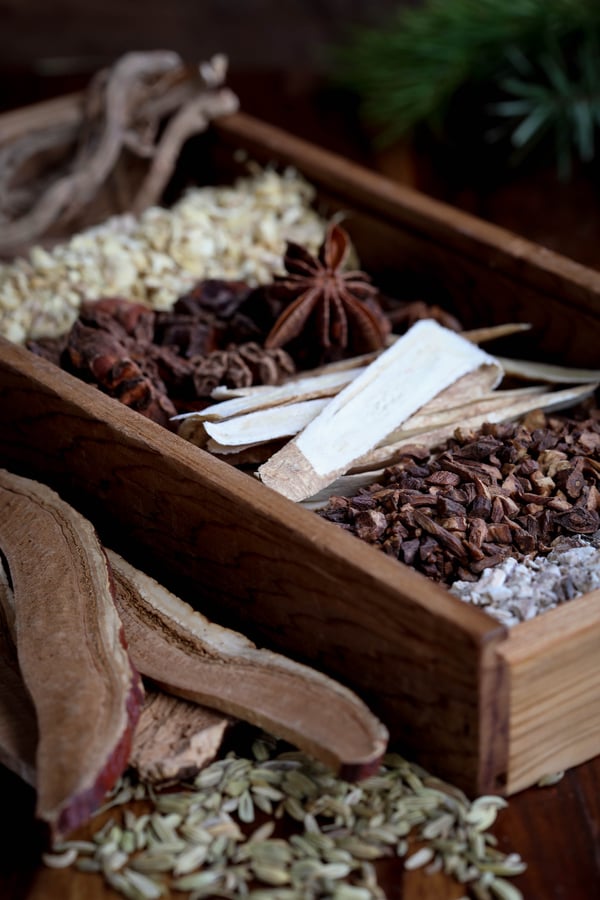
[0,166,326,343]
[45,736,526,899]
[450,532,600,626]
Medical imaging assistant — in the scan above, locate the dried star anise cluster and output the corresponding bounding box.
[27,281,296,428]
[262,221,463,366]
[265,221,391,366]
[319,412,600,584]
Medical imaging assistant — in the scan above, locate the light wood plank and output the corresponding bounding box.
[498,593,600,794]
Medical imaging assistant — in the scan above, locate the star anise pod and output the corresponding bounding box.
[264,222,389,362]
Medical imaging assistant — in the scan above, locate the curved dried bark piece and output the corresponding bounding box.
[107,550,388,780]
[0,559,37,787]
[0,470,143,842]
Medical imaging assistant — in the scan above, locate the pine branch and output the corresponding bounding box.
[332,0,600,160]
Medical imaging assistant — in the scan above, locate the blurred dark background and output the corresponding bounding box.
[1,0,599,268]
[0,0,399,161]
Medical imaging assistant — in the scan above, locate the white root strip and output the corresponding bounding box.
[257,321,503,502]
[203,398,330,447]
[174,367,366,423]
[108,550,388,780]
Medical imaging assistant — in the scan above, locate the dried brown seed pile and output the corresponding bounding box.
[319,412,600,584]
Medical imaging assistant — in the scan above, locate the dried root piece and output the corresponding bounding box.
[352,382,598,472]
[0,470,143,841]
[130,688,232,784]
[258,321,502,502]
[131,69,238,214]
[497,356,600,384]
[107,550,388,780]
[0,51,239,254]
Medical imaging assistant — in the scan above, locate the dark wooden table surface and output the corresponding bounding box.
[1,752,599,899]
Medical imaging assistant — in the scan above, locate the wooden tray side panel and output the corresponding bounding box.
[213,114,600,315]
[0,338,509,794]
[498,595,600,794]
[335,212,600,368]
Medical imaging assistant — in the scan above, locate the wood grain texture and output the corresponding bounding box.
[212,113,600,316]
[130,689,231,784]
[498,592,600,794]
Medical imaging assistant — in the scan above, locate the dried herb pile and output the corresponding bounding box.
[25,225,444,428]
[319,412,600,584]
[27,285,297,428]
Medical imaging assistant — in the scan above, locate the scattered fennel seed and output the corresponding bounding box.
[45,735,525,899]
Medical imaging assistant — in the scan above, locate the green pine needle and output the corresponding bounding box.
[331,0,600,177]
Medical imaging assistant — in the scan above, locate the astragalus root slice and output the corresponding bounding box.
[350,382,598,473]
[258,320,503,502]
[496,356,600,384]
[203,398,329,447]
[0,470,143,842]
[107,550,388,780]
[174,366,366,423]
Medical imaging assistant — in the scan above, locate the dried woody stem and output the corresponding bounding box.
[0,51,239,253]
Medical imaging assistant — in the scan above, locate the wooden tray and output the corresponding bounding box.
[2,96,600,798]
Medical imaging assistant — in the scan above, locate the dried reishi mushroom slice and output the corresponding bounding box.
[0,558,37,787]
[107,550,388,780]
[0,470,143,842]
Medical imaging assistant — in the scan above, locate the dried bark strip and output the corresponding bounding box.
[0,470,143,841]
[107,550,388,780]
